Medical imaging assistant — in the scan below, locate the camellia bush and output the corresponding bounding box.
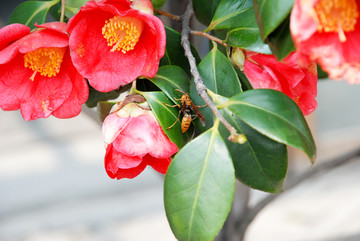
[1,0,359,240]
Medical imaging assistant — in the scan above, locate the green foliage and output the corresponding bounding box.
[190,43,242,131]
[218,105,287,192]
[222,89,316,162]
[253,0,295,39]
[164,123,235,241]
[151,0,167,9]
[149,65,190,103]
[253,0,295,59]
[64,0,91,18]
[266,16,295,60]
[193,0,222,25]
[160,26,201,76]
[9,0,60,29]
[207,0,271,54]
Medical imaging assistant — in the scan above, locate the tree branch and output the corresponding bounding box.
[180,1,238,141]
[191,30,227,47]
[154,9,181,22]
[60,0,66,23]
[236,147,360,240]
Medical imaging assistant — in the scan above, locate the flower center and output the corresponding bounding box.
[314,0,359,42]
[102,16,144,54]
[24,47,65,81]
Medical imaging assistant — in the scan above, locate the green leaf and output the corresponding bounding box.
[189,44,242,131]
[85,85,122,108]
[224,7,271,54]
[253,0,295,40]
[160,26,201,76]
[141,91,194,149]
[219,106,287,193]
[165,123,235,241]
[198,44,242,98]
[193,0,222,25]
[148,65,190,104]
[64,0,91,18]
[9,0,60,29]
[221,89,316,162]
[151,0,166,9]
[267,16,295,60]
[206,0,253,31]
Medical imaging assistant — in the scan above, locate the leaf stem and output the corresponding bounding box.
[190,30,227,47]
[180,1,238,142]
[60,0,66,22]
[154,8,181,21]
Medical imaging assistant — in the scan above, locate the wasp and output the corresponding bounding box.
[165,89,206,133]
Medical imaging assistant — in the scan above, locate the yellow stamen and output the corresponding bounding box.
[24,47,66,81]
[314,0,359,42]
[102,16,144,54]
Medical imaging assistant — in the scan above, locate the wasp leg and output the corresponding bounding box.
[167,110,181,130]
[175,89,186,95]
[163,102,180,108]
[195,104,208,108]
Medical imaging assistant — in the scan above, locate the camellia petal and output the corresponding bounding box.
[102,99,178,179]
[290,0,360,84]
[105,144,146,179]
[67,0,166,92]
[0,22,88,121]
[244,51,318,115]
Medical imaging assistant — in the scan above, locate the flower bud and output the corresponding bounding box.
[102,97,178,179]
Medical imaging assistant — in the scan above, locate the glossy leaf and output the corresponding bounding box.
[160,26,200,76]
[151,0,166,9]
[148,65,190,104]
[64,0,91,18]
[165,124,235,241]
[193,0,222,25]
[222,89,316,162]
[219,106,287,192]
[8,0,60,29]
[267,16,295,60]
[189,44,242,131]
[206,0,253,31]
[224,7,271,54]
[253,0,295,39]
[141,91,193,149]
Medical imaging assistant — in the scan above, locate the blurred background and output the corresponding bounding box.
[1,1,360,241]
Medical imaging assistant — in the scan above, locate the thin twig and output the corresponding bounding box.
[191,30,227,47]
[154,8,181,21]
[235,147,360,240]
[60,0,66,23]
[181,1,238,140]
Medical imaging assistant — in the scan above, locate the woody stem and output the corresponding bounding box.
[60,0,66,23]
[190,30,227,47]
[154,9,181,22]
[180,1,238,139]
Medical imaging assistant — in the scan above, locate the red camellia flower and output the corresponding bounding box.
[290,0,360,84]
[67,0,166,92]
[244,51,318,115]
[0,22,88,121]
[103,100,178,179]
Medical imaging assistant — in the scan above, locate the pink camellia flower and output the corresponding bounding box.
[67,0,166,92]
[290,0,360,84]
[0,22,88,121]
[102,100,178,179]
[243,51,318,115]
